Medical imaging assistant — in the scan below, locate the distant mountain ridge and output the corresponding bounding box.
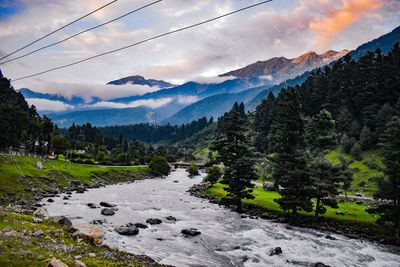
[107,75,174,88]
[220,49,348,83]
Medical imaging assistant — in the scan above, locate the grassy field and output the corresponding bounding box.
[206,183,376,222]
[325,148,384,196]
[0,154,150,203]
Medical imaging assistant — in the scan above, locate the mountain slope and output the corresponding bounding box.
[107,75,174,88]
[220,49,348,83]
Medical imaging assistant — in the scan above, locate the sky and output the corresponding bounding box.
[0,0,399,111]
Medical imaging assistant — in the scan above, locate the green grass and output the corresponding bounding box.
[325,148,384,196]
[206,183,376,222]
[0,155,150,203]
[0,210,156,266]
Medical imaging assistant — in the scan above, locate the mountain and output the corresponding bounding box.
[107,75,174,88]
[46,77,272,127]
[220,49,348,83]
[166,26,400,125]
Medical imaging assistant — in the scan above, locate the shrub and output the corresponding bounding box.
[149,156,170,176]
[204,166,223,184]
[187,161,199,176]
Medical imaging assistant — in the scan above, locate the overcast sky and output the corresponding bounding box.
[0,0,399,101]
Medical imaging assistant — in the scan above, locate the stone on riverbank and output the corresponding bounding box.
[100,202,116,207]
[115,225,139,236]
[269,247,282,256]
[46,257,68,267]
[70,223,104,245]
[146,218,162,225]
[33,207,50,219]
[101,208,115,216]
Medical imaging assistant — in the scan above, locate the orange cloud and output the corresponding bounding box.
[310,0,383,49]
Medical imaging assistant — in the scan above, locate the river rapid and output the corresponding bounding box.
[44,169,400,267]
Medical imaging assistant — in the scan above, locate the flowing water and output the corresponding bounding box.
[44,169,400,266]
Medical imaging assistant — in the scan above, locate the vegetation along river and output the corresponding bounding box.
[44,169,400,267]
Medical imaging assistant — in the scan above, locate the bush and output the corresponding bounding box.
[204,166,223,184]
[149,156,170,176]
[187,161,199,176]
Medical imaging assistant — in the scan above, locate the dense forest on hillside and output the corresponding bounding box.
[0,71,58,152]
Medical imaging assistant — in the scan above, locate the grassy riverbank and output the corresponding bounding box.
[0,209,163,266]
[205,183,392,242]
[0,154,151,204]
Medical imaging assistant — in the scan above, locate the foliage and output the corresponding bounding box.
[187,161,199,176]
[51,136,69,157]
[204,166,223,184]
[212,103,255,212]
[149,155,170,176]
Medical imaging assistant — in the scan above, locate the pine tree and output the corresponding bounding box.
[253,92,275,154]
[268,88,313,214]
[212,103,255,212]
[339,157,353,199]
[369,116,400,237]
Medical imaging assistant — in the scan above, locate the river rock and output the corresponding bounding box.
[146,218,162,225]
[336,211,345,215]
[101,208,115,216]
[87,203,97,209]
[76,188,85,194]
[70,223,104,245]
[115,225,139,236]
[47,198,54,202]
[46,258,68,267]
[181,228,201,237]
[165,216,177,221]
[74,260,87,267]
[33,207,50,219]
[310,263,331,267]
[325,235,336,240]
[133,223,148,229]
[35,161,45,169]
[53,216,72,227]
[356,192,366,197]
[100,202,116,207]
[269,247,282,256]
[70,180,81,186]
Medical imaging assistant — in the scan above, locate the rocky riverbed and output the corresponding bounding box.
[43,169,400,267]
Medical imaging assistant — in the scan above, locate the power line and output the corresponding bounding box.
[11,0,273,82]
[0,0,118,62]
[0,0,163,66]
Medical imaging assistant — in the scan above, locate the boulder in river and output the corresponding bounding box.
[70,223,104,245]
[87,203,97,209]
[115,225,139,236]
[101,208,115,216]
[146,218,162,225]
[181,228,201,237]
[165,216,177,221]
[269,247,282,256]
[263,182,275,191]
[33,207,50,219]
[310,263,331,267]
[133,223,148,229]
[100,201,116,207]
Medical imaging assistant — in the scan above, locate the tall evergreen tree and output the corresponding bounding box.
[268,88,313,214]
[212,103,255,212]
[369,116,400,237]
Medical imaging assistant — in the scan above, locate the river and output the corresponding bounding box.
[44,169,400,266]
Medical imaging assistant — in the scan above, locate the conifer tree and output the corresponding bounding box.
[212,103,255,212]
[268,88,313,214]
[369,116,400,237]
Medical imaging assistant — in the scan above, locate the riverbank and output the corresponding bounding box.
[0,155,169,266]
[188,182,400,247]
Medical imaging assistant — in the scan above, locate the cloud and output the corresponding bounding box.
[23,81,162,101]
[310,0,383,49]
[26,98,74,111]
[191,75,236,84]
[260,75,273,81]
[176,95,200,105]
[89,97,173,109]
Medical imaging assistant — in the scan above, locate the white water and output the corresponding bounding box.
[44,169,400,267]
